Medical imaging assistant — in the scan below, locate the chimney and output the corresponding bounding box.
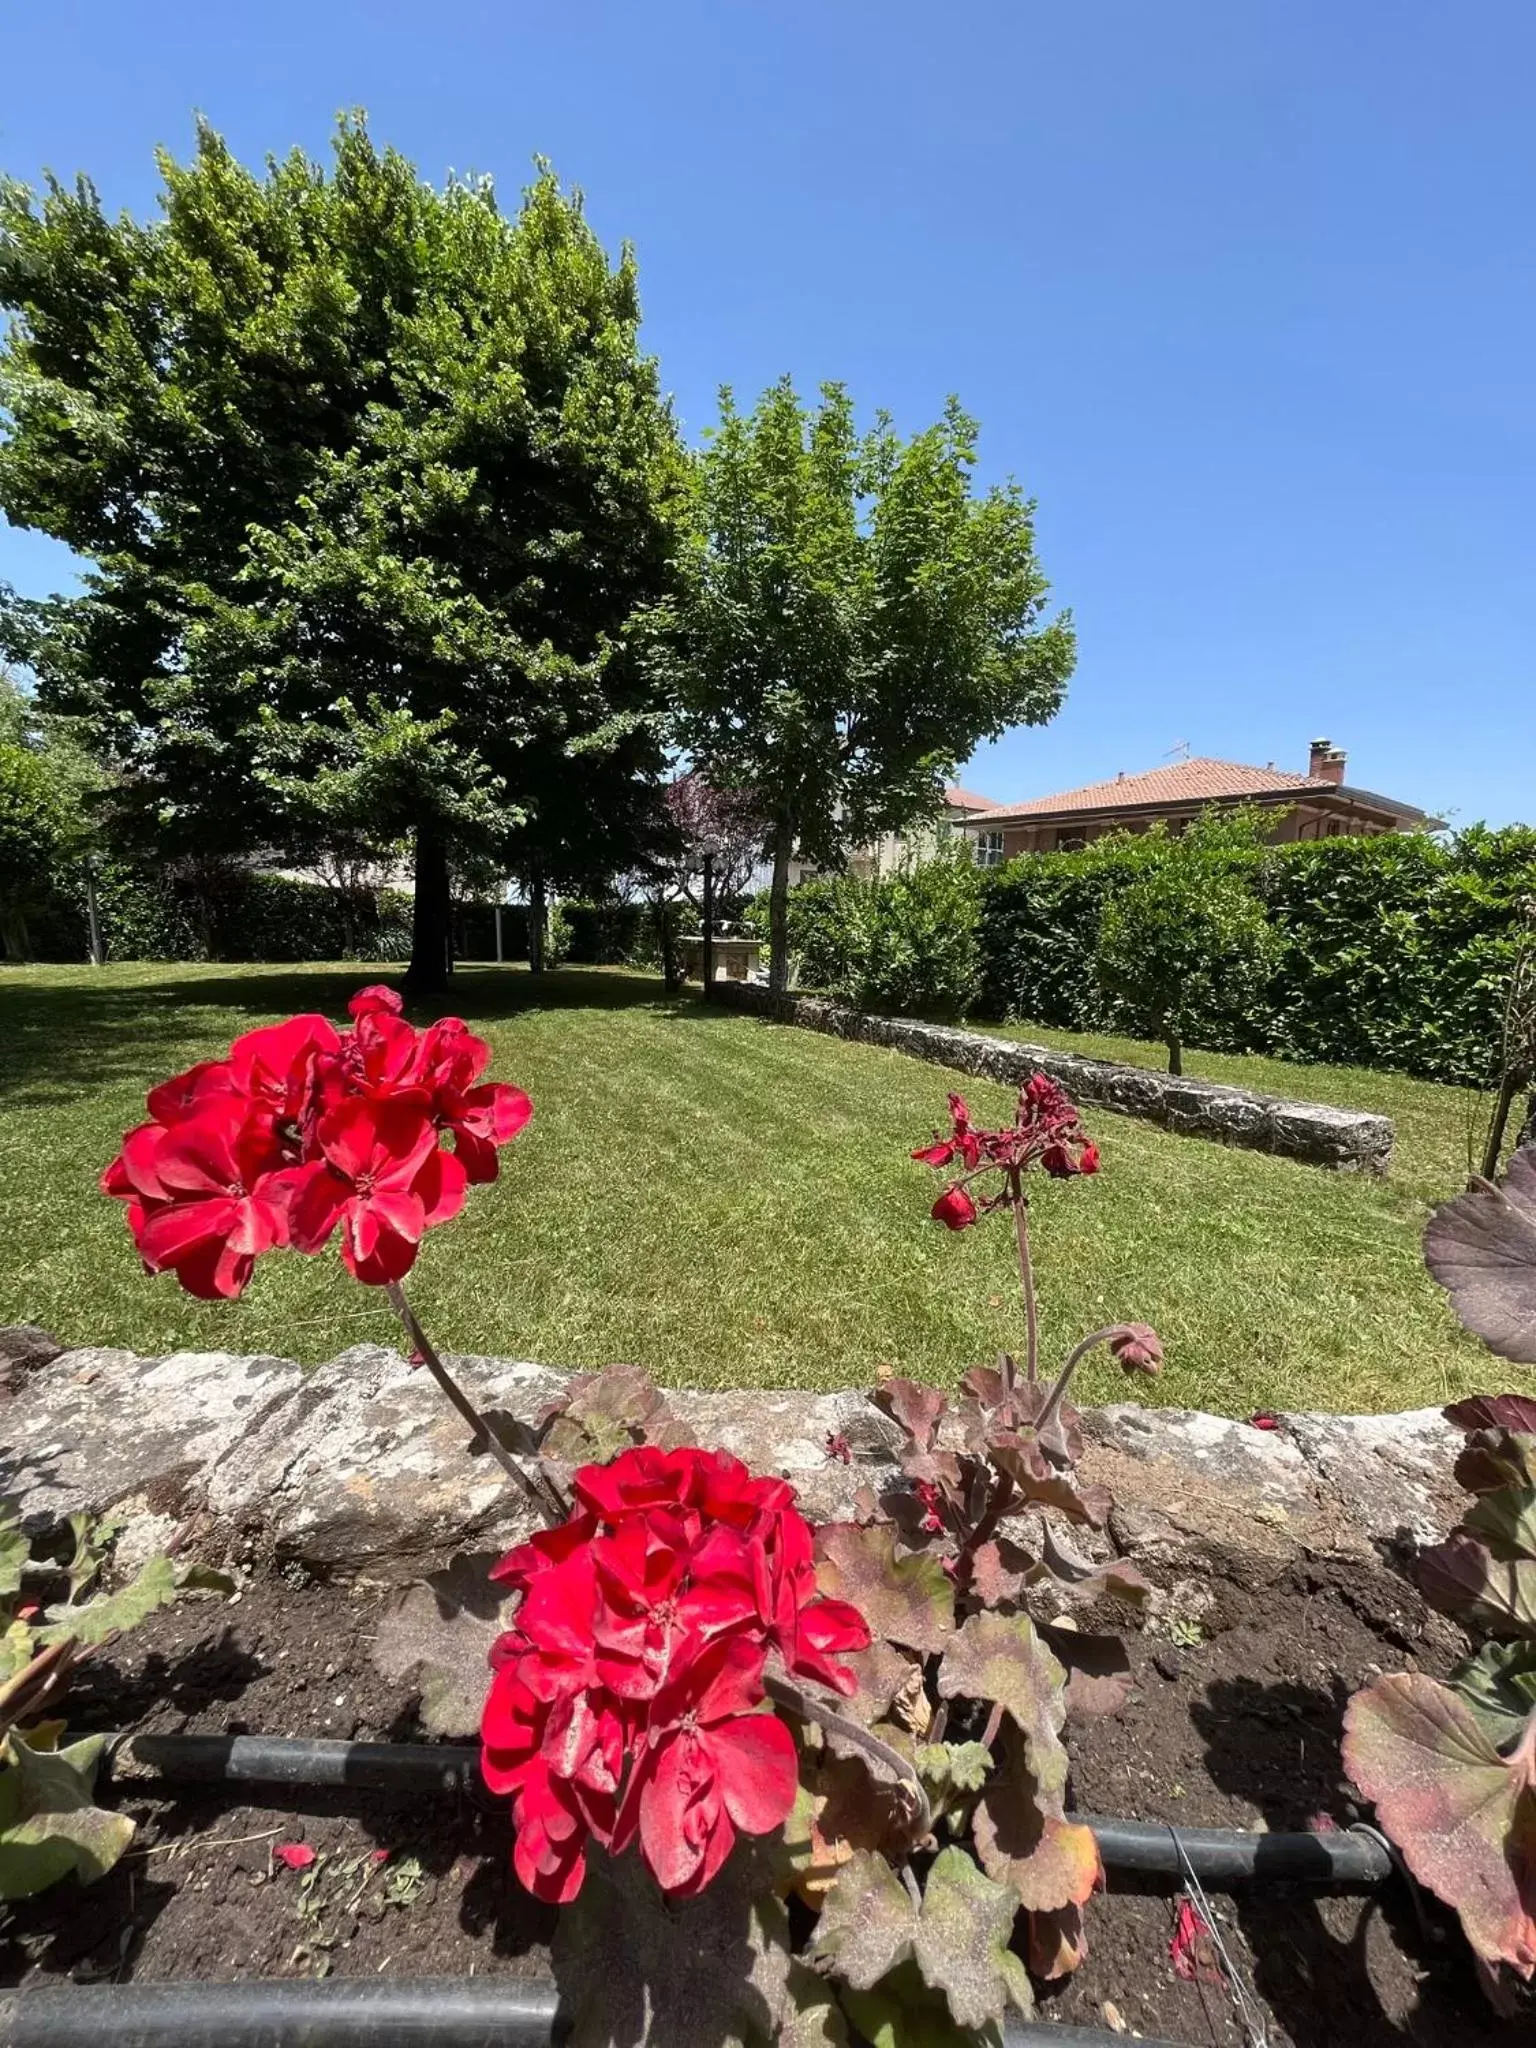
[1309,737,1346,786]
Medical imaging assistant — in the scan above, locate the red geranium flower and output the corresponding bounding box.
[121,1099,296,1300]
[617,1636,799,1897]
[102,990,532,1297]
[915,1072,1100,1228]
[290,1098,467,1285]
[480,1444,870,1901]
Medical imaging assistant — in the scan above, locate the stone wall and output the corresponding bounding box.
[711,985,1394,1174]
[0,1332,1461,1594]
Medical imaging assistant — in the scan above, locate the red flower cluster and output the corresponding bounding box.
[914,1079,1100,1230]
[481,1445,870,1903]
[101,987,532,1298]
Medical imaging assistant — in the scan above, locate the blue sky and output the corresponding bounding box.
[3,1,1532,825]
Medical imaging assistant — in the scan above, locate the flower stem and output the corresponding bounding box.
[763,1668,932,1841]
[385,1281,567,1525]
[1012,1173,1038,1394]
[1033,1325,1126,1445]
[952,1470,1017,1587]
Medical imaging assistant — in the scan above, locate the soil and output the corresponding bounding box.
[0,1557,1530,2047]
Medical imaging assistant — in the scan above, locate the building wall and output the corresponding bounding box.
[981,796,1402,861]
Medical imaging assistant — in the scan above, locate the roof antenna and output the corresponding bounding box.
[1164,739,1191,762]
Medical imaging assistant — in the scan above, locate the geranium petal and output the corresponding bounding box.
[708,1712,798,1835]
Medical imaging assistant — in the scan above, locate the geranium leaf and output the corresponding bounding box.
[937,1613,1069,1798]
[37,1555,180,1645]
[1026,1903,1090,1980]
[554,1838,834,2048]
[371,1551,505,1738]
[1454,1641,1536,1752]
[968,1539,1032,1608]
[973,1732,1102,1913]
[815,1525,954,1656]
[538,1363,685,1464]
[912,1846,1033,2029]
[1464,1485,1536,1562]
[1047,1629,1134,1720]
[805,1848,917,1991]
[987,1443,1110,1528]
[0,1804,136,1899]
[1343,1671,1536,1976]
[1038,1530,1151,1610]
[838,1641,923,1728]
[0,1514,31,1601]
[1445,1394,1536,1436]
[1424,1148,1536,1364]
[1454,1432,1536,1496]
[838,1959,1002,2048]
[1419,1532,1536,1640]
[873,1379,947,1452]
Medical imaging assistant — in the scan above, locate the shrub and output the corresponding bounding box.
[980,823,1536,1086]
[783,851,984,1016]
[1094,812,1278,1074]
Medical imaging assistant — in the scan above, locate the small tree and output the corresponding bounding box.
[1095,810,1277,1075]
[661,379,1073,990]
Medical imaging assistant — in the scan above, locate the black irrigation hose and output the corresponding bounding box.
[104,1732,1396,1889]
[0,1977,1189,2048]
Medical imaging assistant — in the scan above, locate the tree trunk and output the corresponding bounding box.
[1485,1064,1535,1177]
[768,818,793,994]
[406,819,451,995]
[1165,1031,1182,1077]
[528,873,547,975]
[655,896,680,992]
[701,850,716,999]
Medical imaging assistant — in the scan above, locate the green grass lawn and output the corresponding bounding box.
[0,961,1496,1415]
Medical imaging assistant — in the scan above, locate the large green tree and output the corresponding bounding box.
[0,119,684,989]
[659,378,1075,989]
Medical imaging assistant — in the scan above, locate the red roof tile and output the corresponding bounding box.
[972,757,1334,822]
[944,785,1003,812]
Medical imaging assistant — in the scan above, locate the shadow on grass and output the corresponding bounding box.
[0,965,719,1104]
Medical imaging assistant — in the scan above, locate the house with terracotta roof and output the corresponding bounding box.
[791,785,1004,883]
[957,740,1437,866]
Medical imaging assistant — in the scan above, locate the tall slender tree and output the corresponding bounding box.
[657,379,1075,989]
[0,120,685,989]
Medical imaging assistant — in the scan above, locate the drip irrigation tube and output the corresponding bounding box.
[105,1732,1395,1888]
[0,1977,1189,2048]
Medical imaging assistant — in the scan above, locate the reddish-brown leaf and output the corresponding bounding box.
[1026,1902,1089,1980]
[1343,1671,1536,1976]
[1419,1531,1536,1639]
[1047,1629,1134,1720]
[1424,1149,1536,1365]
[973,1735,1102,1912]
[937,1612,1069,1798]
[815,1523,955,1655]
[873,1377,948,1451]
[970,1537,1035,1607]
[1446,1394,1536,1436]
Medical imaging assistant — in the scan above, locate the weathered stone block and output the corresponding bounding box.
[710,985,1394,1173]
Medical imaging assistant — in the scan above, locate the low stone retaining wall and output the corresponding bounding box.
[0,1331,1461,1592]
[711,984,1394,1174]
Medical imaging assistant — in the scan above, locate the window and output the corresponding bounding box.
[974,830,1005,868]
[1053,828,1087,852]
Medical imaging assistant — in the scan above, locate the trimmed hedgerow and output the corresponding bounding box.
[979,824,1536,1086]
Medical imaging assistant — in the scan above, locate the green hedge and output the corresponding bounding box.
[979,825,1536,1085]
[25,867,415,965]
[754,854,985,1017]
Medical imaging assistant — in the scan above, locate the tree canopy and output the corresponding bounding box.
[1094,808,1279,1074]
[658,377,1075,987]
[0,119,686,988]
